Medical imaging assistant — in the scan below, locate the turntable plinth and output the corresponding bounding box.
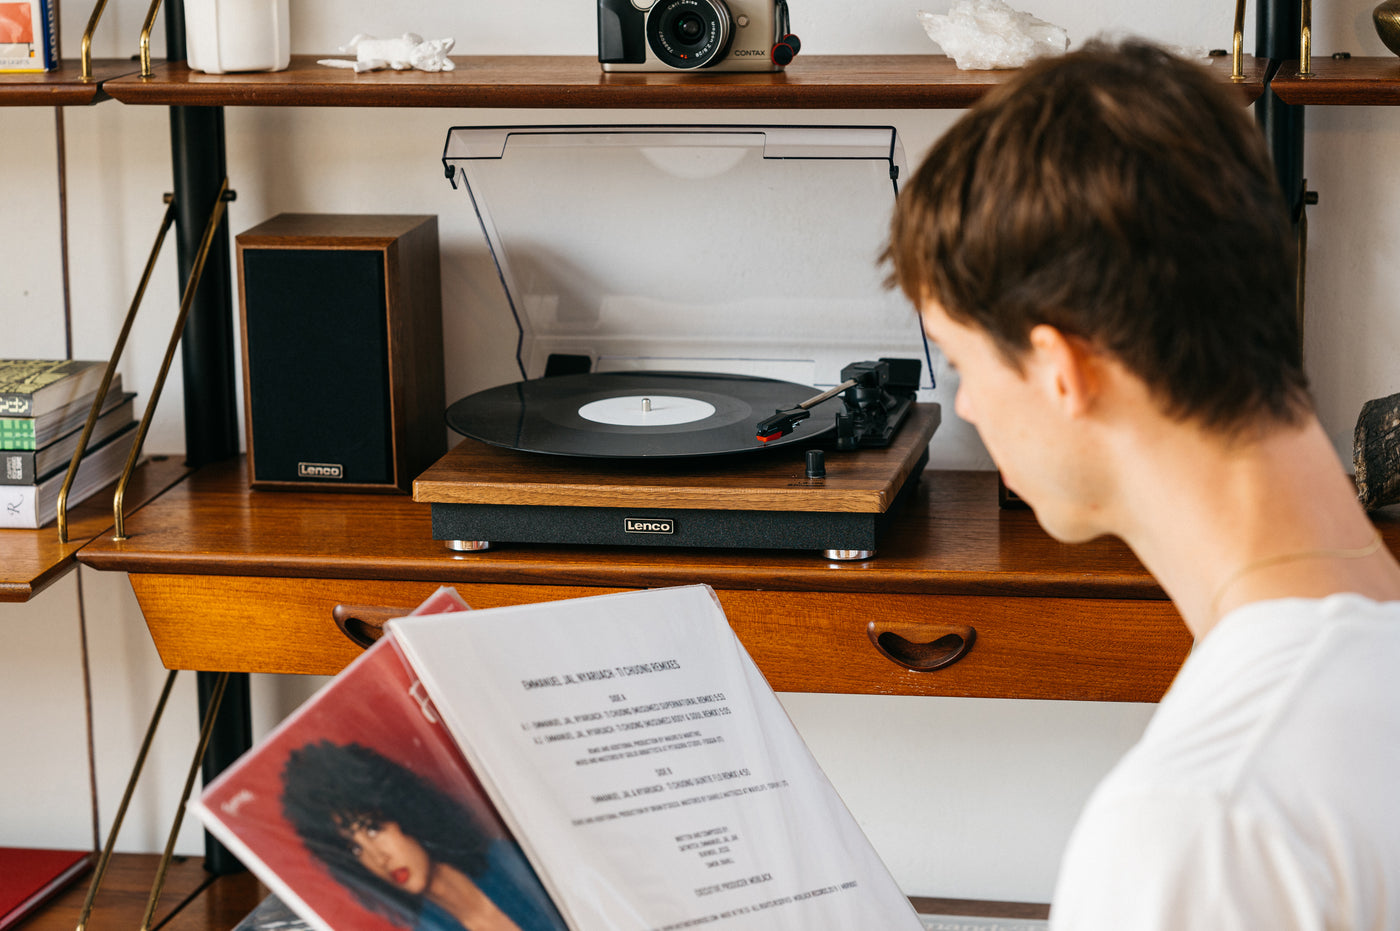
[414,403,941,556]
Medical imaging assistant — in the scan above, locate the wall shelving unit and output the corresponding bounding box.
[101,52,1267,108]
[16,0,1388,924]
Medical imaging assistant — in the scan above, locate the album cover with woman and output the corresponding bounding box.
[195,584,923,931]
[193,589,569,931]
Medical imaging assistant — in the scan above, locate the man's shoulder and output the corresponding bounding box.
[1125,594,1400,793]
[1052,595,1400,928]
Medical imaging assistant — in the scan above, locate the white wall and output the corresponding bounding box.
[3,0,1397,906]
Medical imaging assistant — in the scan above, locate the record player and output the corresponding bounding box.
[415,124,940,559]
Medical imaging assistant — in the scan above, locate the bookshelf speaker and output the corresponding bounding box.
[236,214,446,493]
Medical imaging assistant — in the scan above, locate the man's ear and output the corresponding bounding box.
[1027,324,1100,417]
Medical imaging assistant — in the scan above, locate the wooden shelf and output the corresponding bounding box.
[82,456,1387,602]
[101,53,1268,109]
[0,59,140,106]
[1272,56,1400,105]
[79,458,1164,599]
[0,455,192,603]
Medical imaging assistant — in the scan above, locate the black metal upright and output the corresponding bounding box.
[162,0,251,876]
[1256,0,1305,212]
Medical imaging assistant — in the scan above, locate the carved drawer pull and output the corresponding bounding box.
[332,604,411,649]
[867,621,977,672]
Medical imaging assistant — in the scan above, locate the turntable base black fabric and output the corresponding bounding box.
[414,403,941,557]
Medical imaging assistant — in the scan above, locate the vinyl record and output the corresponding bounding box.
[445,371,837,458]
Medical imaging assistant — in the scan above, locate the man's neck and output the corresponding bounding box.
[1110,415,1400,640]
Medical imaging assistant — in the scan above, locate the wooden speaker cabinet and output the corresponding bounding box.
[236,214,446,493]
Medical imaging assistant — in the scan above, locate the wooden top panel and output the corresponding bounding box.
[77,454,1400,599]
[413,404,940,513]
[80,455,1170,599]
[236,212,438,247]
[101,54,1267,110]
[1,455,193,603]
[0,59,138,106]
[1272,56,1400,105]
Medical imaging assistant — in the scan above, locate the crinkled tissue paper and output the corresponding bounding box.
[917,0,1069,70]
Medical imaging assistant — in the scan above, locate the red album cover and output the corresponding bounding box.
[194,589,568,931]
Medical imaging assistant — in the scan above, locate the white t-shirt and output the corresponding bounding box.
[1050,594,1400,931]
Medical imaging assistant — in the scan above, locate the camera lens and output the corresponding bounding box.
[676,13,704,41]
[646,0,733,69]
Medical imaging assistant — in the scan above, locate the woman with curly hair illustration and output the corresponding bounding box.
[280,741,568,931]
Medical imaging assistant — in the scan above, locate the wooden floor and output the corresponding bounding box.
[20,853,1047,929]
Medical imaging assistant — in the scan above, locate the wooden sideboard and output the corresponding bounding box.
[79,459,1204,703]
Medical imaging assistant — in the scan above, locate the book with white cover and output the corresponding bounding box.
[193,585,921,931]
[0,422,138,528]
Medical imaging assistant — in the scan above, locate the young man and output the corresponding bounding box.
[886,39,1400,929]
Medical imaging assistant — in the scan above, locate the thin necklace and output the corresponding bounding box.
[1208,529,1385,620]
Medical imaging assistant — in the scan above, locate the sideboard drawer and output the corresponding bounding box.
[130,574,1187,701]
[129,575,625,676]
[721,591,1188,702]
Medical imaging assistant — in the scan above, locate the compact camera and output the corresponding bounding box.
[598,0,800,72]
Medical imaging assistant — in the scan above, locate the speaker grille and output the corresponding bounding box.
[242,248,393,485]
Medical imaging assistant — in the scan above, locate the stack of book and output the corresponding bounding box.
[1,360,139,530]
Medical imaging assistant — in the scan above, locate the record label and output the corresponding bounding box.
[578,395,717,427]
[445,371,837,459]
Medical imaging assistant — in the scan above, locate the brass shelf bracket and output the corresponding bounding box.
[1231,0,1247,82]
[112,179,236,542]
[139,671,231,931]
[55,180,235,544]
[72,670,233,931]
[74,669,179,931]
[1299,0,1314,76]
[54,200,176,544]
[139,0,164,78]
[79,0,111,81]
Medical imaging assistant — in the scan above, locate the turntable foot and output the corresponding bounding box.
[446,540,492,552]
[825,548,874,561]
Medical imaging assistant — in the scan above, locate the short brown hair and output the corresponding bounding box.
[886,39,1311,432]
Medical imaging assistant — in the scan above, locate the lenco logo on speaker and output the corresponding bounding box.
[625,517,674,535]
[298,461,344,479]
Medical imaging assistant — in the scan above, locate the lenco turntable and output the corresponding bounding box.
[414,125,940,559]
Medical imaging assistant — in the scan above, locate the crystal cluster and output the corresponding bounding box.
[917,0,1069,70]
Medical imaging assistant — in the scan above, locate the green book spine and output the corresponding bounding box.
[0,422,37,449]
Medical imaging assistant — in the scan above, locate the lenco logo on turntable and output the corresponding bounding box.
[298,461,344,479]
[625,517,674,535]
